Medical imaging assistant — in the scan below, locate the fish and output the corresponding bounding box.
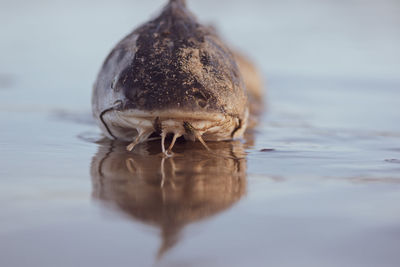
[92,0,263,155]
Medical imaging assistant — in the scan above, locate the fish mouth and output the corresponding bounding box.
[100,108,248,155]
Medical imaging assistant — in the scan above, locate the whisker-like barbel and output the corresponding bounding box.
[167,132,181,152]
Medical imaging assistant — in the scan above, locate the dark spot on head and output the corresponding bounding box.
[197,99,207,108]
[193,90,209,108]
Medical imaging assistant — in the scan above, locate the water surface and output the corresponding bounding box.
[1,0,400,266]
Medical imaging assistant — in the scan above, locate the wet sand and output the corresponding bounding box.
[1,0,400,266]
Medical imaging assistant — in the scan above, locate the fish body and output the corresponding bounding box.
[92,0,261,153]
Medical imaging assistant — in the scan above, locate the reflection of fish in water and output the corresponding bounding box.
[90,139,247,258]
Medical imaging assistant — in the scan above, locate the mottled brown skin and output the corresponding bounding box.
[93,0,247,120]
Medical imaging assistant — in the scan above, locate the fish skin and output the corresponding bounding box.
[93,0,247,123]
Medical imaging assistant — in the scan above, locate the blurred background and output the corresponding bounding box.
[1,1,400,267]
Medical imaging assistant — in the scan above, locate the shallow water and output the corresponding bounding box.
[1,0,400,266]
